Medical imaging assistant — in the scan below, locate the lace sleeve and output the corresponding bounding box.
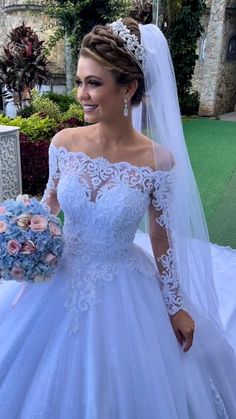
[149,170,184,316]
[41,144,61,215]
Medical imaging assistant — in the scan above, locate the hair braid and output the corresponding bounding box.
[80,19,145,105]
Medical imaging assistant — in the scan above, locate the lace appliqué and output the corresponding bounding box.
[44,145,181,331]
[157,246,184,316]
[151,170,174,228]
[63,243,157,334]
[210,376,229,418]
[41,144,61,205]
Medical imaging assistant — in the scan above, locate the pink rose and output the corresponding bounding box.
[16,194,31,206]
[11,266,24,280]
[32,275,49,283]
[7,240,22,255]
[16,213,32,229]
[22,240,36,255]
[0,206,6,214]
[44,253,58,265]
[30,215,48,232]
[48,222,61,236]
[0,220,7,233]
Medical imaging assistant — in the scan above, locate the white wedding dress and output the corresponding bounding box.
[0,144,236,419]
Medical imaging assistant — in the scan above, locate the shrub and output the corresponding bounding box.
[58,117,84,130]
[32,95,61,122]
[43,91,77,112]
[164,0,205,115]
[21,114,57,140]
[0,113,57,140]
[20,133,50,195]
[180,91,200,116]
[17,104,35,118]
[61,103,84,123]
[0,114,12,125]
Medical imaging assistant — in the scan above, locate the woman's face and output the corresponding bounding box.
[76,56,126,124]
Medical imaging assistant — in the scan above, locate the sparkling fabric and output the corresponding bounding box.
[0,145,236,418]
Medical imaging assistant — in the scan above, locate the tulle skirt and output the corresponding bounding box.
[0,238,236,418]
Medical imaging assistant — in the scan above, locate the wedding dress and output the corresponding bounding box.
[0,143,236,419]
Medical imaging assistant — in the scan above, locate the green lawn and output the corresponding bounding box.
[183,118,236,247]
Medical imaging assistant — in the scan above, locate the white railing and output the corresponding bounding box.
[0,125,22,201]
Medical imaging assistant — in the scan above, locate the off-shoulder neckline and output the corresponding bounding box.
[51,144,175,176]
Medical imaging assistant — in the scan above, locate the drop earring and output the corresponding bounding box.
[123,98,129,117]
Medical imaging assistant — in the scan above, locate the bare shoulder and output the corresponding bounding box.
[152,143,175,171]
[51,126,93,150]
[136,133,175,171]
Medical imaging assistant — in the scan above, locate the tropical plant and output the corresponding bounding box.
[39,0,132,92]
[129,1,153,23]
[164,0,206,114]
[0,22,52,110]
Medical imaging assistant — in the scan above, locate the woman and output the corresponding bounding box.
[0,17,236,418]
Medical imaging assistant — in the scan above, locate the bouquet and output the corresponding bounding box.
[0,194,64,282]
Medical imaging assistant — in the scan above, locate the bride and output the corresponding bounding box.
[0,17,236,419]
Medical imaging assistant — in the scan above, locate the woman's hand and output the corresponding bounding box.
[170,310,195,352]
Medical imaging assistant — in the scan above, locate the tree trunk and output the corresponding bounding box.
[64,35,75,94]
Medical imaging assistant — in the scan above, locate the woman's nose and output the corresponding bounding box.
[77,84,89,101]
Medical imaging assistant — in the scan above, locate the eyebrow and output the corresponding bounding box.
[75,75,103,81]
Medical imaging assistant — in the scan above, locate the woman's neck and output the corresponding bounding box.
[95,119,135,152]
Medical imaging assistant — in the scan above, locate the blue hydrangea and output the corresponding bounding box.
[0,196,64,282]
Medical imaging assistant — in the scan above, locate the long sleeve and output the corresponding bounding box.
[149,170,184,316]
[41,144,61,215]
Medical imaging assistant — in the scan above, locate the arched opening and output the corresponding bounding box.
[199,34,207,62]
[227,34,236,61]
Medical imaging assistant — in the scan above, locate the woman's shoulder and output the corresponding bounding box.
[51,126,93,150]
[136,133,175,172]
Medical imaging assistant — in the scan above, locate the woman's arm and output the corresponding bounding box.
[41,139,61,216]
[149,171,195,352]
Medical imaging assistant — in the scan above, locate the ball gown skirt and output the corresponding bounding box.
[0,241,236,419]
[0,145,236,418]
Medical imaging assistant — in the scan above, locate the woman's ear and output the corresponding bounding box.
[124,79,138,100]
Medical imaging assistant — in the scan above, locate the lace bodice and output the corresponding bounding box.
[42,144,184,331]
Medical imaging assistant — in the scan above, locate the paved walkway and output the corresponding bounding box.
[219,111,236,121]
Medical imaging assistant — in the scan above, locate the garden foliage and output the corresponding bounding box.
[163,0,206,115]
[40,0,132,55]
[0,92,84,195]
[0,23,51,110]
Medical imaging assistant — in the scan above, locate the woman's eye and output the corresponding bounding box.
[75,79,102,87]
[88,80,102,87]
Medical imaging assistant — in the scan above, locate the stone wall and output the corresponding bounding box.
[198,0,228,116]
[190,0,236,115]
[215,10,236,114]
[192,11,210,93]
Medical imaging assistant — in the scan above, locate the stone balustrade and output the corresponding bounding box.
[0,125,22,201]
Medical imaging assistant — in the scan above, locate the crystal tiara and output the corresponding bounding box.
[109,19,145,72]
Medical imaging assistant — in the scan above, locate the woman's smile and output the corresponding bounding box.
[82,104,99,113]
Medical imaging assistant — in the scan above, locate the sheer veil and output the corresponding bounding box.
[133,23,221,327]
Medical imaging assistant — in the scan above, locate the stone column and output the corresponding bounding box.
[0,125,22,201]
[199,0,227,116]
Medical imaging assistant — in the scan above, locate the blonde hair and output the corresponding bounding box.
[80,18,145,105]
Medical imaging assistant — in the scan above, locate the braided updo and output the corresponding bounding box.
[80,18,145,105]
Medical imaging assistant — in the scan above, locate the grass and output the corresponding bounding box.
[183,118,236,247]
